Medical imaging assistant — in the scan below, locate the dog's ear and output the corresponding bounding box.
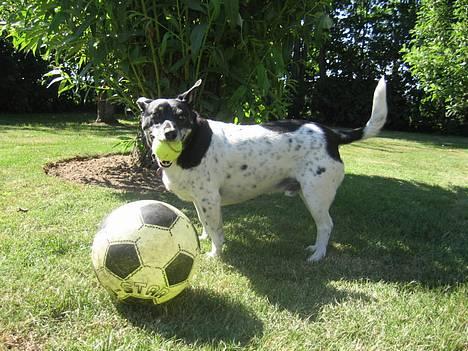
[136,97,152,112]
[177,79,202,105]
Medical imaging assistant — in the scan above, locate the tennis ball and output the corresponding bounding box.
[153,140,183,161]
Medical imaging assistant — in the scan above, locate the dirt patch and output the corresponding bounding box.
[0,331,42,351]
[44,154,166,193]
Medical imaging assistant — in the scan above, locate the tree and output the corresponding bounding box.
[1,0,331,123]
[304,0,421,130]
[403,0,467,129]
[0,36,91,113]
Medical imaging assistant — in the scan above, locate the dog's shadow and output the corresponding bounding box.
[115,174,466,333]
[221,174,467,319]
[115,287,263,346]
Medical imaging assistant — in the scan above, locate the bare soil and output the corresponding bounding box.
[44,154,166,193]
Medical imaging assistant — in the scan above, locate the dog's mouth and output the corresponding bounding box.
[158,160,173,168]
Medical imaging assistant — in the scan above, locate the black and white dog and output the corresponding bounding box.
[137,78,387,262]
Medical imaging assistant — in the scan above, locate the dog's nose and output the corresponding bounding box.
[164,130,177,141]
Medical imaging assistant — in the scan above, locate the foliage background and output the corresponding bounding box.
[1,0,332,123]
[0,37,92,113]
[0,0,466,134]
[403,0,467,132]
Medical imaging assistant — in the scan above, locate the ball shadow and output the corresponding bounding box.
[115,287,263,347]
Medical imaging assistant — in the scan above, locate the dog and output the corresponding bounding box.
[137,78,387,262]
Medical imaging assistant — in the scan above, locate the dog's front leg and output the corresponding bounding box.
[193,195,224,257]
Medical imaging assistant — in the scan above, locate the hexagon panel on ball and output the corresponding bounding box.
[165,251,195,286]
[136,225,178,268]
[99,203,144,242]
[105,242,142,279]
[139,201,179,229]
[170,215,200,254]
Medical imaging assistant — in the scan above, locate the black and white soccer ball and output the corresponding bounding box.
[92,200,200,304]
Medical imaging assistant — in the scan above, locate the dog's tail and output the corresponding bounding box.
[335,77,387,145]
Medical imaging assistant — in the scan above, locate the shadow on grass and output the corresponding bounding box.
[217,175,467,317]
[378,130,468,150]
[115,287,263,346]
[113,174,467,322]
[0,113,136,138]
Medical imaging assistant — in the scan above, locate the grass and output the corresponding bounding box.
[0,114,467,351]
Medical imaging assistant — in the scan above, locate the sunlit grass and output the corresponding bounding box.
[0,114,466,350]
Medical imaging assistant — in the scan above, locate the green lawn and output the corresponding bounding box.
[0,114,467,351]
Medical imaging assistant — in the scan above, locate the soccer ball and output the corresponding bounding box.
[91,200,200,304]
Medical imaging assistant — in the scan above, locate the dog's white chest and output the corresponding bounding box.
[161,170,196,202]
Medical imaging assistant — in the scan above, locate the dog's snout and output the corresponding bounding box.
[164,130,177,141]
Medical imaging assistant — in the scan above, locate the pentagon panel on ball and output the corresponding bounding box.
[92,200,200,305]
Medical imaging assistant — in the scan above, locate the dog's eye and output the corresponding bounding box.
[151,113,163,123]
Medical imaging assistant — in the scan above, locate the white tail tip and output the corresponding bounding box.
[363,77,388,139]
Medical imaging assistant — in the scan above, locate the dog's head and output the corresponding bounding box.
[137,80,202,164]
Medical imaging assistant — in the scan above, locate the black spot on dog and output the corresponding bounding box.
[226,174,231,179]
[261,119,309,133]
[177,117,213,169]
[202,207,207,213]
[295,145,302,151]
[319,124,365,163]
[319,125,342,163]
[316,167,326,175]
[277,178,300,193]
[241,164,248,171]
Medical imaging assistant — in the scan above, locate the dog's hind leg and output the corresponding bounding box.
[298,163,344,262]
[193,195,224,257]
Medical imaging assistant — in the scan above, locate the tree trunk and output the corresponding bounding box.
[96,93,119,124]
[132,129,159,170]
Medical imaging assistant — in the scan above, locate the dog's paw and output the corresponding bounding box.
[305,244,317,252]
[306,248,326,263]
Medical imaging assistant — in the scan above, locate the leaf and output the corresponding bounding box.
[159,32,171,57]
[46,76,64,88]
[57,79,73,95]
[318,13,333,30]
[224,0,239,28]
[190,23,208,57]
[183,0,206,13]
[256,64,270,94]
[230,85,247,104]
[237,13,244,30]
[169,56,190,73]
[209,0,221,21]
[43,69,63,77]
[48,11,68,33]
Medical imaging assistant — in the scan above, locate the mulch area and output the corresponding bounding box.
[44,154,166,193]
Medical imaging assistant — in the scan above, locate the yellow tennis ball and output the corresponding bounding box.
[153,140,182,161]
